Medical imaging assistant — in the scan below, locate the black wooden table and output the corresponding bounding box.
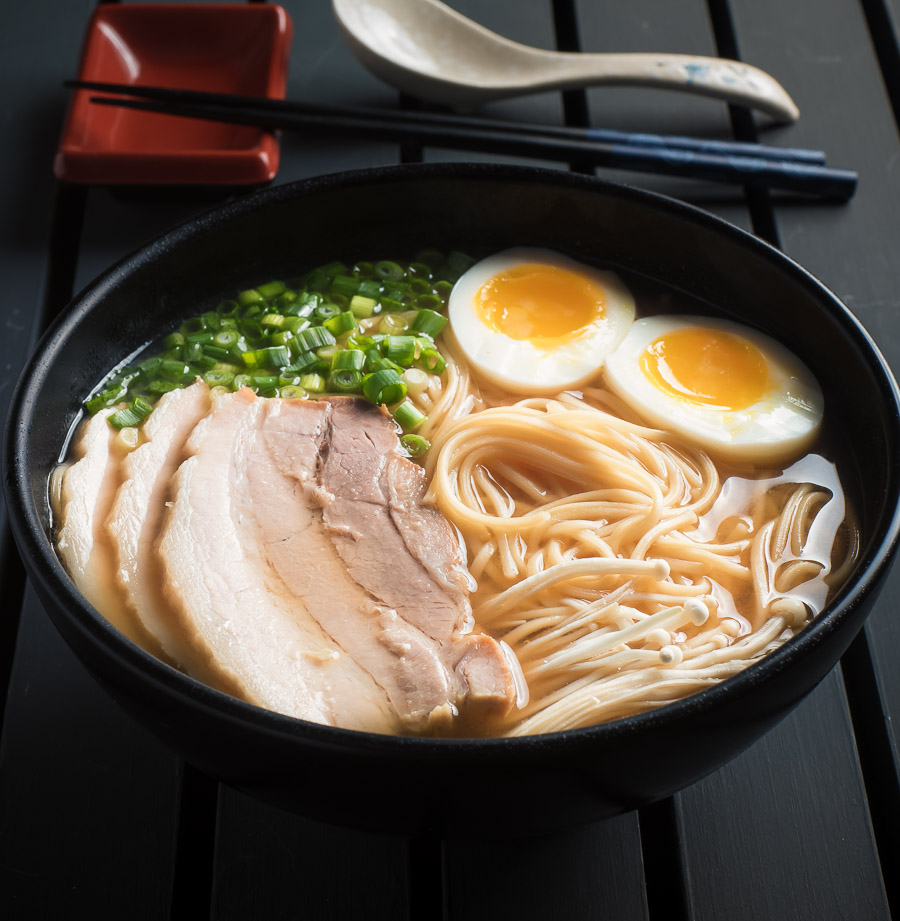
[2,1,899,918]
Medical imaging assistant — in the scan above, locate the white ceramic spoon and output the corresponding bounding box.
[332,0,799,121]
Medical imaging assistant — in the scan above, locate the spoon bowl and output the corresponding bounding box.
[333,0,799,121]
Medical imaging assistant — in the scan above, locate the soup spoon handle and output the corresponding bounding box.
[540,52,799,123]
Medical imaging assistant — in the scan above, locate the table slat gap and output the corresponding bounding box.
[839,634,900,918]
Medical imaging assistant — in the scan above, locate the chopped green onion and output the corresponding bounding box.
[411,309,448,338]
[146,380,180,395]
[316,344,341,364]
[314,303,341,321]
[283,351,321,374]
[418,347,446,374]
[319,260,347,279]
[323,310,358,337]
[374,260,404,281]
[400,433,431,457]
[242,346,292,369]
[269,330,294,348]
[257,280,286,298]
[415,294,443,311]
[261,313,286,328]
[282,316,308,333]
[368,357,405,376]
[203,345,231,361]
[379,297,403,313]
[353,261,374,276]
[407,261,432,280]
[294,326,336,352]
[237,288,265,306]
[163,332,185,350]
[233,373,253,391]
[402,368,429,396]
[328,369,363,393]
[109,397,154,430]
[382,335,417,366]
[331,274,360,297]
[218,299,240,317]
[349,295,377,318]
[357,279,382,298]
[203,369,235,387]
[363,369,407,406]
[433,280,453,299]
[249,374,279,390]
[392,399,426,431]
[299,373,326,392]
[279,385,308,399]
[379,314,409,335]
[332,349,366,372]
[160,360,193,382]
[273,291,298,311]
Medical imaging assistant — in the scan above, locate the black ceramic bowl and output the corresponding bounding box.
[6,164,900,837]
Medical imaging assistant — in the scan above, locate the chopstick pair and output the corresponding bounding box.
[65,80,857,199]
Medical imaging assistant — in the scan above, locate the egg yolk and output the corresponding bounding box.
[640,327,769,410]
[475,263,606,344]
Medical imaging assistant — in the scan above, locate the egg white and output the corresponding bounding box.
[449,248,635,394]
[603,315,824,465]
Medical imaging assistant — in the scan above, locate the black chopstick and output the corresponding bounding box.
[83,92,857,200]
[66,79,827,166]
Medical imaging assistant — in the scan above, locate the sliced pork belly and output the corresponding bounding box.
[250,399,458,726]
[55,408,136,638]
[322,398,516,714]
[157,390,516,732]
[159,390,398,731]
[106,381,211,668]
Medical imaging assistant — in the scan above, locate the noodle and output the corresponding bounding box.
[425,348,856,735]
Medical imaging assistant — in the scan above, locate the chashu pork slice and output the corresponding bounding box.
[250,397,462,727]
[55,408,138,641]
[106,381,212,670]
[321,398,517,717]
[158,389,399,732]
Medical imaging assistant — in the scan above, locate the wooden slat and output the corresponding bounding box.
[445,815,648,921]
[0,1,186,916]
[678,672,888,919]
[734,0,900,796]
[212,790,410,921]
[672,0,895,916]
[0,588,181,918]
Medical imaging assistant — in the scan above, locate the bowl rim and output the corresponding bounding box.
[8,161,900,757]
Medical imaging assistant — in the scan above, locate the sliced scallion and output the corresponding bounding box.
[328,369,363,393]
[323,310,358,337]
[363,369,407,406]
[392,399,426,431]
[109,397,154,430]
[400,433,430,457]
[332,349,366,372]
[411,309,448,338]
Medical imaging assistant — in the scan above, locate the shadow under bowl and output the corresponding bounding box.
[6,164,900,837]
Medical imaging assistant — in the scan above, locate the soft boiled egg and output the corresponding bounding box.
[448,249,635,393]
[604,315,824,465]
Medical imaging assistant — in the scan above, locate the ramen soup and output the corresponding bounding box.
[51,249,858,737]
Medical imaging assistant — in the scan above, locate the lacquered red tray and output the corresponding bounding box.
[55,3,292,185]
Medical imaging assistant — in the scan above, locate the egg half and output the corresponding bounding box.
[448,248,636,393]
[604,315,824,464]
